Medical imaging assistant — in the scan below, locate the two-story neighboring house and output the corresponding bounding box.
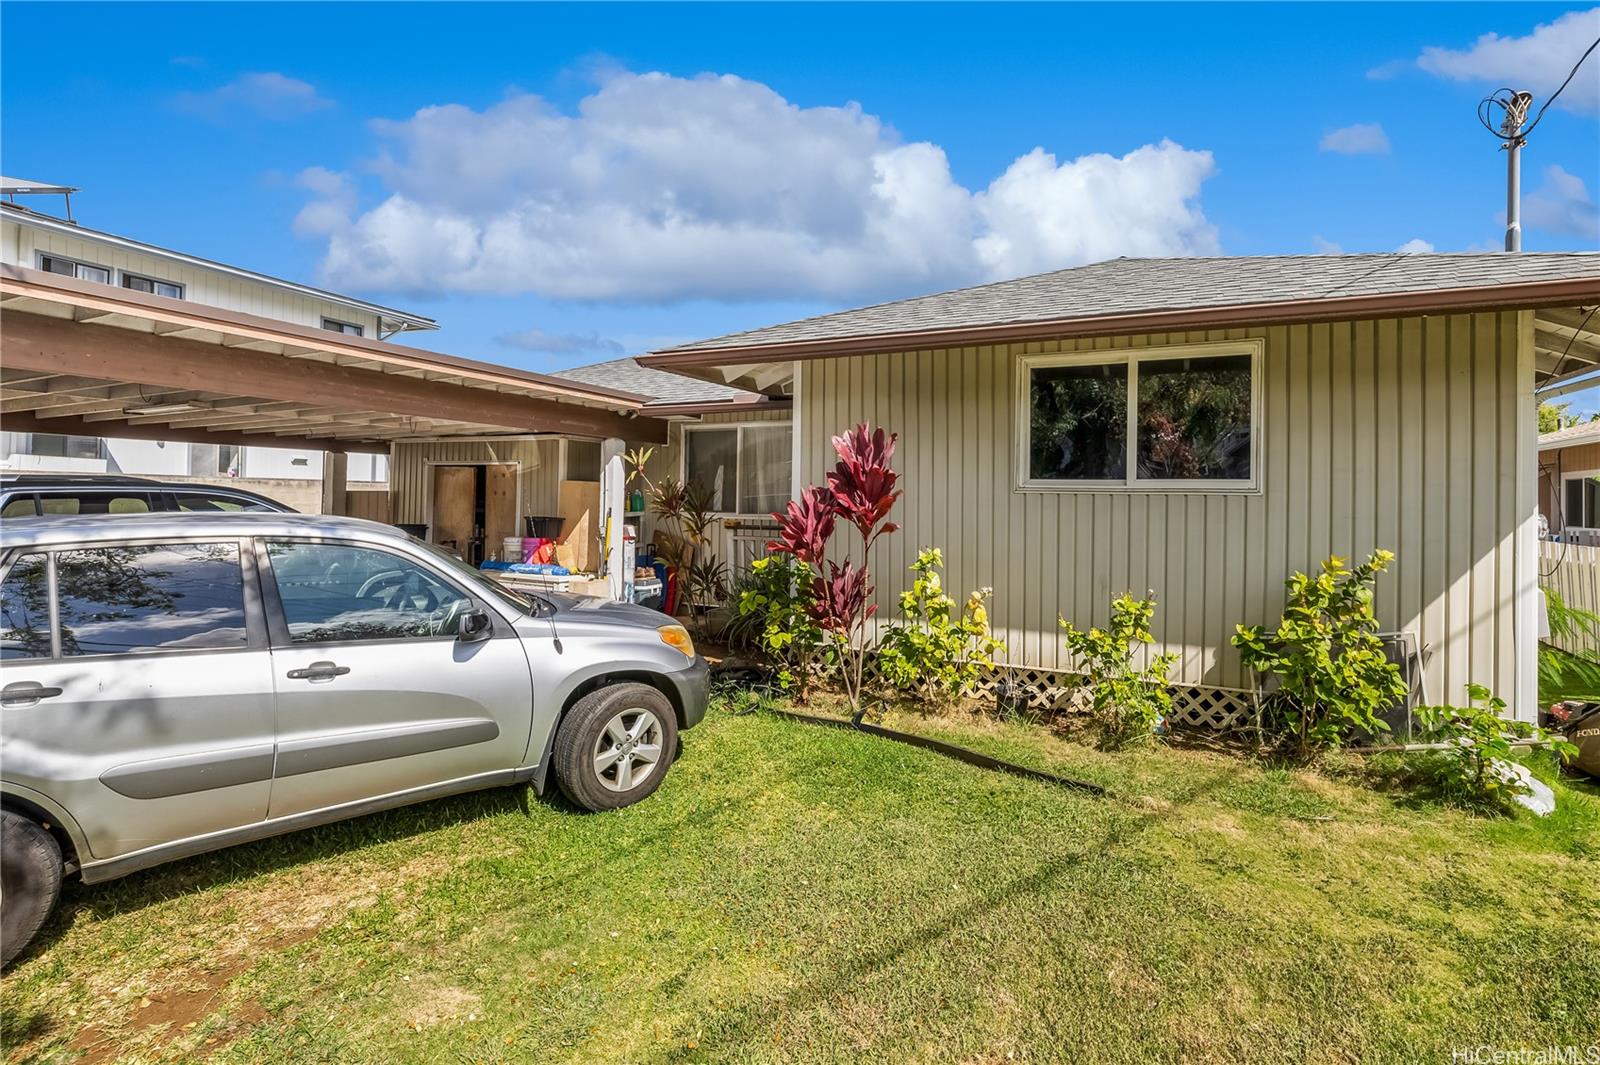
[0,177,435,505]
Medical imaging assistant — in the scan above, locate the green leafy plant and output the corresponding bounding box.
[627,453,726,633]
[1060,593,1178,749]
[1233,551,1408,760]
[1539,588,1600,701]
[876,548,1005,706]
[1413,684,1578,814]
[734,553,827,698]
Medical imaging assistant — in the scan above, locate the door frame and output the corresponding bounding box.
[421,460,522,549]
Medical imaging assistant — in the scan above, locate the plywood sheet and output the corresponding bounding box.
[432,465,475,555]
[559,479,601,573]
[485,464,519,548]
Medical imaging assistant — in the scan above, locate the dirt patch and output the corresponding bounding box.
[401,981,482,1029]
[68,925,317,1065]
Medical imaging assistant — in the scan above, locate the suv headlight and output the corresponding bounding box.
[658,624,696,658]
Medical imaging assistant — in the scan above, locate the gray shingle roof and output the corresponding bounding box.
[550,357,756,406]
[1539,421,1600,448]
[660,253,1600,354]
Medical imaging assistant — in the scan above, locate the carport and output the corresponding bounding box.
[0,264,669,596]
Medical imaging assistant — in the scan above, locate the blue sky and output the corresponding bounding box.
[3,2,1597,383]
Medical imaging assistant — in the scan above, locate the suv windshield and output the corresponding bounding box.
[411,538,537,615]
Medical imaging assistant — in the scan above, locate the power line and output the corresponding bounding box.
[1525,35,1600,137]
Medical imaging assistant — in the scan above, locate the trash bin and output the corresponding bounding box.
[524,515,563,538]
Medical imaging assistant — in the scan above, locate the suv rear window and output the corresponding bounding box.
[1,496,39,518]
[172,492,278,513]
[36,492,153,515]
[0,553,51,660]
[55,543,248,656]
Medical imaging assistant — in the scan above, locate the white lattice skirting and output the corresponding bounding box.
[961,664,1257,730]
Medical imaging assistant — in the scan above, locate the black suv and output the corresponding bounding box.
[0,474,293,518]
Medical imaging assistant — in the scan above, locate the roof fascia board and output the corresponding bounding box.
[0,265,655,408]
[4,205,437,332]
[643,276,1600,368]
[643,397,794,417]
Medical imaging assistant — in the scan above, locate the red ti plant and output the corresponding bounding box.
[826,425,902,548]
[761,422,902,717]
[822,424,904,719]
[762,486,837,700]
[768,486,836,565]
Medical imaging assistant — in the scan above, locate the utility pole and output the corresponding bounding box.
[1499,91,1533,253]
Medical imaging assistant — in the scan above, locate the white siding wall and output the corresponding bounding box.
[389,438,564,526]
[798,313,1534,706]
[2,219,382,335]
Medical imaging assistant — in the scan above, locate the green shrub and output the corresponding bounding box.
[1539,588,1600,701]
[1413,684,1578,815]
[876,548,1005,706]
[734,554,826,698]
[1233,550,1407,759]
[1061,593,1178,749]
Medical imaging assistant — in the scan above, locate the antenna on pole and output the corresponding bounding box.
[1476,34,1600,254]
[1493,90,1532,252]
[1479,88,1534,252]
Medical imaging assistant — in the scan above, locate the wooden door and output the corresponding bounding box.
[484,464,519,552]
[432,466,475,556]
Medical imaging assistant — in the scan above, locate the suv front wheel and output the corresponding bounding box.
[552,683,679,811]
[1,810,63,969]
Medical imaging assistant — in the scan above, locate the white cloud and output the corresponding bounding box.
[291,167,357,237]
[496,328,626,357]
[1415,8,1600,116]
[1319,123,1390,155]
[175,72,333,121]
[1525,164,1600,241]
[971,141,1219,278]
[300,71,1220,302]
[1395,238,1435,254]
[1311,235,1344,255]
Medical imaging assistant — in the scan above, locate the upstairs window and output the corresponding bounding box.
[1020,342,1260,491]
[39,253,111,285]
[122,272,184,299]
[323,318,365,337]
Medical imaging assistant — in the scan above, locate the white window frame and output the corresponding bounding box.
[1016,339,1263,494]
[1560,468,1600,531]
[322,317,365,337]
[121,271,185,299]
[680,422,793,517]
[37,252,112,285]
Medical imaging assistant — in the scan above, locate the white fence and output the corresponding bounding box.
[1540,540,1600,656]
[718,518,781,580]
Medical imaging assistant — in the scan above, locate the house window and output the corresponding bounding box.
[323,318,364,337]
[27,434,105,461]
[1562,473,1600,530]
[1020,342,1260,490]
[38,253,111,285]
[565,440,602,482]
[683,423,792,515]
[122,272,184,299]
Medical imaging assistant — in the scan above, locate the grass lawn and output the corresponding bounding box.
[3,697,1598,1064]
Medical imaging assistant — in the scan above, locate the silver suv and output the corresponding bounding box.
[0,513,708,966]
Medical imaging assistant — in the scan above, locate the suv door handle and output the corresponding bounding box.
[285,661,350,682]
[1,682,64,707]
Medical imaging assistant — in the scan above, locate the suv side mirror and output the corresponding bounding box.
[457,609,493,642]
